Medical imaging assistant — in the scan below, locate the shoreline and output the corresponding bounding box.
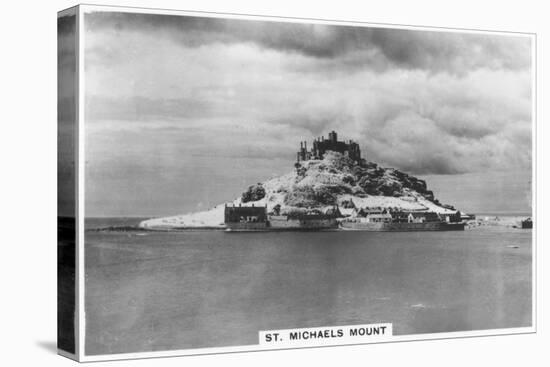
[87,215,532,233]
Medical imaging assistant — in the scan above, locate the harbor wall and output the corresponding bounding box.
[269,216,338,229]
[341,221,465,231]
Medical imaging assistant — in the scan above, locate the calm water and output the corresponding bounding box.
[84,220,532,355]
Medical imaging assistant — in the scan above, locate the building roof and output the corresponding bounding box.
[366,213,392,218]
[339,208,355,216]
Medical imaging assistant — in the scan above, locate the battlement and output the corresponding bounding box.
[296,130,361,162]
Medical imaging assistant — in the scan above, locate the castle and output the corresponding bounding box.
[296,130,362,162]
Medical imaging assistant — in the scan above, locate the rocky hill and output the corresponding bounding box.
[139,151,457,229]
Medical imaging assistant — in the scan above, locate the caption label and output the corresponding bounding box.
[259,323,392,347]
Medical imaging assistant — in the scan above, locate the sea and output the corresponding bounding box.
[84,217,533,355]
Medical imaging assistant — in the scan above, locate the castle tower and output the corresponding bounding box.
[328,130,337,143]
[296,130,362,162]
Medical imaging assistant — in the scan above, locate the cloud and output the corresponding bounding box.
[85,11,531,74]
[82,10,532,179]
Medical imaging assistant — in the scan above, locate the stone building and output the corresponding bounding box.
[224,204,267,223]
[296,130,361,162]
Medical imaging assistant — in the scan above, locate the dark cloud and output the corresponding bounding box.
[58,13,77,217]
[58,14,76,75]
[85,11,531,74]
[58,13,76,128]
[83,10,532,178]
[58,14,76,36]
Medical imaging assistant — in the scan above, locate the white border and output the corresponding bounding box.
[73,4,537,362]
[77,4,86,362]
[531,32,537,341]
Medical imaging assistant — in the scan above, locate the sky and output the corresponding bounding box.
[82,10,533,217]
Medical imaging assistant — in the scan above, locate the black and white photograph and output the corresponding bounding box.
[55,3,536,362]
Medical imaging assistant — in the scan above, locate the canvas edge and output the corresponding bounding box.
[57,4,84,362]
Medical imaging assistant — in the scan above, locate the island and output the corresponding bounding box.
[139,131,465,231]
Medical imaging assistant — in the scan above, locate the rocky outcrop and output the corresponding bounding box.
[241,183,266,203]
[286,151,442,208]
